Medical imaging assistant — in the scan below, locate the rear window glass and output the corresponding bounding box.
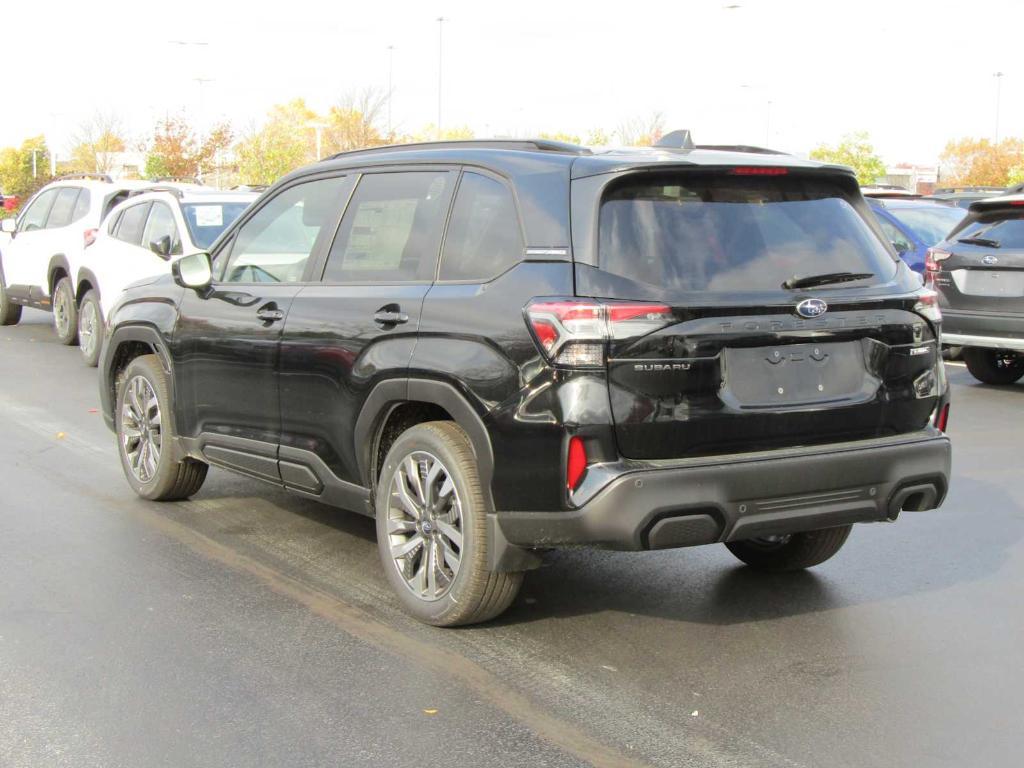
[182,202,251,249]
[599,173,898,294]
[955,213,1024,249]
[886,205,965,246]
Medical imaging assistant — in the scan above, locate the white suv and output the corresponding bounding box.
[76,186,258,365]
[0,174,155,341]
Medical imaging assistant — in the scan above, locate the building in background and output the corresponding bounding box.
[881,164,939,194]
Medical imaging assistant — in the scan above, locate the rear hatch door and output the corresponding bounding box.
[574,167,940,460]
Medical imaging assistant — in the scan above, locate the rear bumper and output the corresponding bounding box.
[943,309,1024,350]
[489,432,950,564]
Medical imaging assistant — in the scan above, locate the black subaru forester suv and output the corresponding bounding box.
[99,137,952,626]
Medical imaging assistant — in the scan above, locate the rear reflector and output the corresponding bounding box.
[1011,201,1024,206]
[935,403,950,432]
[567,436,587,490]
[84,228,98,247]
[729,166,789,176]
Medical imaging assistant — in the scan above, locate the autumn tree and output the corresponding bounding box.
[0,136,53,199]
[68,112,126,174]
[404,124,475,143]
[538,131,582,145]
[809,132,887,185]
[939,137,1024,187]
[584,128,612,146]
[233,99,322,185]
[144,114,233,180]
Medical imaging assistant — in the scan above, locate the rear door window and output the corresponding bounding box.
[323,171,452,283]
[439,172,523,282]
[46,187,81,229]
[115,203,152,246]
[71,188,91,222]
[598,173,898,295]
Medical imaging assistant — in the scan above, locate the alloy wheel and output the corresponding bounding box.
[120,375,162,483]
[386,451,464,601]
[54,284,71,338]
[79,300,99,359]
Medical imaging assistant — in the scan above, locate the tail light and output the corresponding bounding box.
[525,299,673,367]
[84,228,98,247]
[925,247,950,274]
[729,166,788,176]
[934,402,950,432]
[566,436,588,490]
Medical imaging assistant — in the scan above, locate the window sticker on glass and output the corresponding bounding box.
[194,205,224,227]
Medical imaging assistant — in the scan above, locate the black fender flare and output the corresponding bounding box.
[354,378,496,511]
[47,253,71,294]
[99,324,174,432]
[75,267,101,305]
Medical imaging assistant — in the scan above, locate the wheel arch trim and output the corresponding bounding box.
[354,378,496,511]
[99,323,173,431]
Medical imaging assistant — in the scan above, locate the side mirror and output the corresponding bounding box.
[172,251,212,290]
[150,234,172,258]
[1,218,15,234]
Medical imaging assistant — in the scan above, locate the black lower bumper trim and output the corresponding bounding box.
[491,433,951,554]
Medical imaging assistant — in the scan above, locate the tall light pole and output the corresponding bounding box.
[307,121,328,161]
[387,45,395,139]
[436,17,447,139]
[994,71,1005,143]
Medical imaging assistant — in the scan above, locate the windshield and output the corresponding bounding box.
[183,202,252,249]
[955,213,1024,249]
[598,173,898,294]
[887,205,966,246]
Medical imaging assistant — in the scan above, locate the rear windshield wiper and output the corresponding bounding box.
[956,236,1001,248]
[782,271,875,290]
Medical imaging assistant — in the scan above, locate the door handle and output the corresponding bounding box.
[256,303,285,323]
[373,309,409,326]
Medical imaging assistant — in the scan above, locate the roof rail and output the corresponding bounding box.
[696,144,788,156]
[150,176,202,185]
[325,138,592,161]
[56,172,113,183]
[128,185,185,199]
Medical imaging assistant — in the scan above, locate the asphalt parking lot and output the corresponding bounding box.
[1,308,1021,768]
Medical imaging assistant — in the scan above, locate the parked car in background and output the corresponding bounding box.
[0,174,154,339]
[98,137,950,626]
[867,196,966,272]
[928,193,1024,384]
[75,186,258,365]
[926,186,1006,209]
[2,194,19,211]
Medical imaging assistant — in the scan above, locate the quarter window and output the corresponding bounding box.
[439,172,522,281]
[221,176,352,284]
[18,189,58,232]
[323,171,452,283]
[46,187,81,229]
[116,203,152,246]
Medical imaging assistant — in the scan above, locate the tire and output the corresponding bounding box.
[115,354,208,501]
[77,290,103,367]
[725,525,852,572]
[52,276,78,345]
[375,421,523,627]
[962,347,1024,385]
[0,275,21,326]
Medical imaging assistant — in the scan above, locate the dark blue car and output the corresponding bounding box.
[867,197,966,272]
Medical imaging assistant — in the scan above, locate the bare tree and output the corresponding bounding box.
[616,112,666,147]
[70,112,127,174]
[324,87,389,154]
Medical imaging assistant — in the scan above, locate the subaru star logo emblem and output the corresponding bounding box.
[982,255,998,266]
[796,298,828,318]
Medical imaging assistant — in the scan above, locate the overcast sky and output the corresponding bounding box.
[4,0,1019,166]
